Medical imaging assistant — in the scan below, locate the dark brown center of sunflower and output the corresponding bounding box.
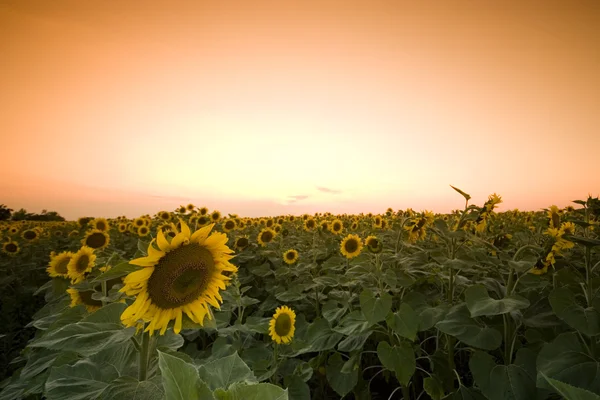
[344,239,359,253]
[274,313,292,336]
[367,238,379,248]
[56,258,70,274]
[200,209,207,215]
[5,243,17,253]
[96,221,107,231]
[307,220,315,228]
[333,223,341,231]
[286,251,296,260]
[236,238,249,248]
[225,221,235,229]
[161,213,169,220]
[147,243,215,309]
[140,227,148,234]
[198,217,209,225]
[261,231,274,242]
[55,230,63,236]
[86,232,107,248]
[78,290,103,307]
[167,231,176,238]
[76,255,90,273]
[24,231,37,240]
[135,220,143,226]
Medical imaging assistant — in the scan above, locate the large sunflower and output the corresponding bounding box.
[283,249,299,265]
[269,306,296,344]
[2,241,20,256]
[22,229,38,241]
[67,246,96,283]
[119,221,236,335]
[257,228,276,247]
[330,219,343,234]
[47,251,74,278]
[67,288,103,313]
[340,234,363,259]
[82,229,110,250]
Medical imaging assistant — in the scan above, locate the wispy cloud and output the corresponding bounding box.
[316,186,342,194]
[288,195,309,201]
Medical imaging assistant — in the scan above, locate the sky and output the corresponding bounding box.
[1,0,599,220]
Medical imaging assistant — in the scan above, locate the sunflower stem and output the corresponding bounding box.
[138,331,150,381]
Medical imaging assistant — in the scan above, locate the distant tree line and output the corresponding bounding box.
[0,204,65,221]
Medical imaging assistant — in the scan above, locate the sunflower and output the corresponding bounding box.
[197,216,210,227]
[118,223,128,233]
[22,229,38,241]
[257,228,276,247]
[330,219,343,234]
[119,221,236,335]
[530,258,549,275]
[268,306,296,344]
[78,217,93,228]
[365,235,383,253]
[67,246,96,284]
[9,226,19,235]
[234,237,249,250]
[178,206,186,214]
[211,211,221,222]
[67,288,103,313]
[340,234,363,259]
[283,249,299,264]
[320,221,329,231]
[288,215,296,222]
[199,207,208,216]
[91,218,110,232]
[277,217,285,225]
[2,241,19,256]
[82,229,110,250]
[186,203,195,212]
[351,221,358,230]
[47,251,74,278]
[373,216,382,227]
[158,211,171,221]
[304,218,316,232]
[133,218,146,228]
[136,226,149,237]
[273,224,282,234]
[222,219,237,233]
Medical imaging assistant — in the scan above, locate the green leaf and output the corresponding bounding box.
[197,352,257,391]
[419,305,450,331]
[377,341,415,386]
[334,311,372,335]
[91,261,141,283]
[45,360,119,400]
[284,375,310,400]
[214,382,288,400]
[549,287,600,336]
[326,353,358,397]
[291,318,343,355]
[82,302,127,324]
[322,300,347,323]
[450,185,471,201]
[137,239,149,255]
[563,235,600,248]
[536,332,600,395]
[436,304,502,350]
[29,322,135,356]
[158,350,213,400]
[386,303,419,341]
[469,351,536,400]
[337,332,372,352]
[102,376,165,400]
[465,285,530,317]
[359,289,392,325]
[452,386,487,400]
[423,376,445,400]
[540,373,600,400]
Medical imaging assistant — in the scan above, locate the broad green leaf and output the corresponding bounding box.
[386,303,419,341]
[536,332,600,395]
[359,289,392,325]
[465,285,530,317]
[197,352,257,391]
[45,360,119,400]
[423,376,445,400]
[91,261,141,283]
[377,341,415,386]
[326,353,358,397]
[549,287,600,336]
[322,300,347,323]
[214,382,288,400]
[436,304,502,350]
[334,311,372,336]
[291,318,343,355]
[540,373,600,400]
[452,386,487,400]
[469,351,536,400]
[158,350,212,400]
[102,376,165,400]
[29,322,135,356]
[82,302,127,324]
[284,375,310,400]
[337,331,372,352]
[419,305,450,331]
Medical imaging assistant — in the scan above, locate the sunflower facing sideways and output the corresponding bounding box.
[269,305,296,344]
[119,220,237,335]
[67,288,103,313]
[47,251,74,278]
[67,246,96,283]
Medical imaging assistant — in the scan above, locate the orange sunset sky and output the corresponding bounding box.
[1,0,599,220]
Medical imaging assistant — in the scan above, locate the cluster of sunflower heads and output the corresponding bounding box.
[404,211,434,243]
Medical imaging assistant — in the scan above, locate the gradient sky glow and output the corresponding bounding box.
[1,0,599,219]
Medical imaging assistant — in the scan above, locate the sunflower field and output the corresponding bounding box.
[1,188,600,400]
